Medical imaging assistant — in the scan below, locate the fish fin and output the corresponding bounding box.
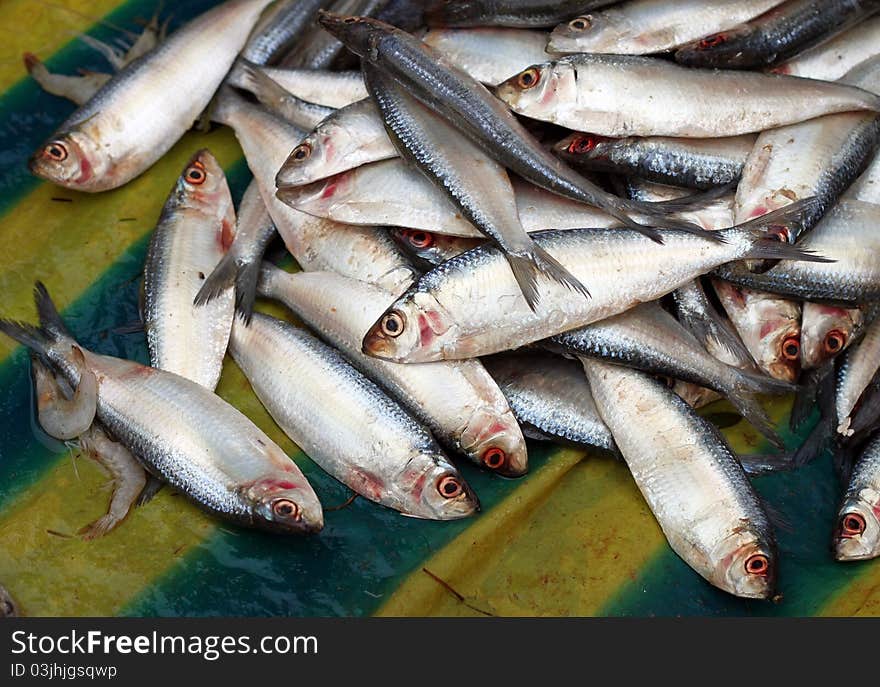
[761,500,793,535]
[734,368,795,396]
[644,212,724,241]
[725,390,785,450]
[136,475,165,507]
[506,245,590,311]
[194,252,238,307]
[790,361,833,430]
[34,281,73,342]
[738,451,797,476]
[0,319,53,359]
[738,233,833,264]
[651,182,737,210]
[739,196,822,235]
[678,298,756,368]
[233,258,262,325]
[792,414,834,468]
[832,440,859,485]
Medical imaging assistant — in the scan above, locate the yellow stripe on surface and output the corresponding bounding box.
[819,566,880,616]
[0,0,129,94]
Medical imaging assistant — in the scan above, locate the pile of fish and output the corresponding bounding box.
[6,0,880,602]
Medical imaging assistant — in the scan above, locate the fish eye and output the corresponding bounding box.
[44,141,68,162]
[184,163,206,185]
[291,143,312,162]
[272,498,299,519]
[567,135,598,155]
[698,33,726,49]
[343,16,358,24]
[436,475,463,499]
[781,336,800,361]
[568,15,592,31]
[517,68,541,90]
[744,553,769,576]
[482,447,506,470]
[405,230,434,249]
[841,513,866,536]
[824,329,846,354]
[380,310,405,337]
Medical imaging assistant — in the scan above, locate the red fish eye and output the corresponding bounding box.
[272,498,299,519]
[744,554,769,576]
[517,68,541,90]
[407,230,434,249]
[824,329,846,354]
[698,33,726,49]
[291,143,312,162]
[781,336,800,361]
[185,162,206,185]
[45,142,68,161]
[568,15,592,31]
[568,135,597,155]
[841,513,866,536]
[482,447,506,470]
[437,475,463,499]
[380,310,405,337]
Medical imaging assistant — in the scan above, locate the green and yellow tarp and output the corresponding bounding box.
[0,0,878,618]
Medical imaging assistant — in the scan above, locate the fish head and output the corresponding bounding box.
[800,304,862,370]
[172,149,232,215]
[276,128,336,188]
[495,60,570,119]
[834,493,880,561]
[710,527,776,599]
[362,290,456,363]
[460,405,528,477]
[29,129,108,191]
[397,453,479,520]
[547,13,618,53]
[553,132,616,165]
[246,475,324,535]
[317,12,391,59]
[674,24,754,68]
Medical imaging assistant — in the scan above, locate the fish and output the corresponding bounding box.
[361,201,827,363]
[483,352,617,452]
[0,586,18,617]
[234,60,336,129]
[548,0,784,55]
[495,53,880,137]
[319,13,695,235]
[771,14,880,80]
[714,200,880,304]
[259,266,528,475]
[77,425,149,540]
[551,301,790,446]
[275,97,395,188]
[195,179,277,322]
[212,88,417,295]
[390,229,483,267]
[425,0,619,28]
[675,0,880,69]
[553,132,754,190]
[143,150,235,391]
[227,64,368,108]
[580,357,777,599]
[423,27,560,85]
[834,430,880,560]
[1,283,323,534]
[733,56,880,246]
[837,317,880,436]
[29,0,274,191]
[622,178,736,231]
[846,143,880,203]
[364,61,591,309]
[712,279,802,383]
[800,302,864,370]
[229,312,478,518]
[241,0,330,66]
[31,351,97,441]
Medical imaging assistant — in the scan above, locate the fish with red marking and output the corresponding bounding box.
[800,302,864,370]
[144,150,236,391]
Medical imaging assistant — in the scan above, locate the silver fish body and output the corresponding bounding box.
[837,318,880,436]
[362,221,821,363]
[241,0,330,66]
[835,431,880,560]
[229,65,368,108]
[235,60,336,129]
[29,0,274,191]
[548,0,784,55]
[495,53,880,137]
[581,357,776,599]
[229,312,478,518]
[424,0,619,28]
[772,15,880,80]
[483,352,616,452]
[143,150,235,390]
[213,90,416,294]
[259,267,527,475]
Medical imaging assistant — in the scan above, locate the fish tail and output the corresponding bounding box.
[136,475,165,507]
[734,368,796,396]
[34,281,74,342]
[194,252,239,307]
[602,204,665,242]
[794,414,834,469]
[724,388,785,450]
[790,362,833,431]
[233,258,263,325]
[506,245,590,311]
[738,229,834,264]
[0,282,75,359]
[678,297,754,369]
